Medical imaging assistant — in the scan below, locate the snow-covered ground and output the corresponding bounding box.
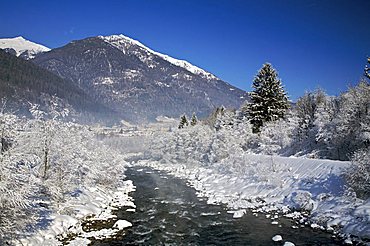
[117,115,370,244]
[0,111,137,245]
[134,154,369,242]
[18,180,135,245]
[2,105,369,244]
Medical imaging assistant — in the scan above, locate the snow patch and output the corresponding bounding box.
[113,220,132,230]
[272,235,283,241]
[155,81,171,88]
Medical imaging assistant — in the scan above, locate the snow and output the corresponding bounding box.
[99,34,217,80]
[344,238,353,245]
[138,145,370,240]
[0,36,50,58]
[3,85,369,244]
[113,220,132,230]
[95,77,115,85]
[155,81,171,87]
[17,180,135,245]
[272,234,283,241]
[229,209,246,218]
[66,238,91,245]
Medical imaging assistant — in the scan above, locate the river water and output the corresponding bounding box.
[93,166,343,245]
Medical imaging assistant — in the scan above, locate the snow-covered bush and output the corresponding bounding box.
[291,89,337,158]
[332,81,370,160]
[0,109,126,243]
[345,149,370,199]
[253,116,296,155]
[0,113,37,242]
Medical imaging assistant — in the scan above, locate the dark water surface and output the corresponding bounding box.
[94,166,343,245]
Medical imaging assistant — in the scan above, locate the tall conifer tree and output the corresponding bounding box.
[248,63,289,133]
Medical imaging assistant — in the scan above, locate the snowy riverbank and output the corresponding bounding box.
[0,112,138,245]
[134,153,370,242]
[17,180,135,245]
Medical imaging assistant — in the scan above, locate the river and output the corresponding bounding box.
[92,166,343,245]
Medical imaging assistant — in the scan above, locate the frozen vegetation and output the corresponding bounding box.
[0,105,134,245]
[0,62,369,244]
[139,77,370,242]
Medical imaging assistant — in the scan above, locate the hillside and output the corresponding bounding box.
[0,49,113,122]
[33,34,247,122]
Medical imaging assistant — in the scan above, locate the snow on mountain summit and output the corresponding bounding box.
[0,36,50,59]
[99,34,217,80]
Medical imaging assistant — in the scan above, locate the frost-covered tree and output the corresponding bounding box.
[0,112,37,243]
[0,99,127,243]
[248,63,289,133]
[292,89,337,158]
[345,149,370,199]
[204,107,225,129]
[365,57,370,80]
[178,115,189,129]
[333,80,370,160]
[190,112,198,126]
[257,115,297,155]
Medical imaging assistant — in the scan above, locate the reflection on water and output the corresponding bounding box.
[93,166,343,245]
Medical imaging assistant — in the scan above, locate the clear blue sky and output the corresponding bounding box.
[1,0,369,100]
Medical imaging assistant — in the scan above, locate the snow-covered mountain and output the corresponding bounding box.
[33,34,247,122]
[0,36,50,59]
[100,34,217,80]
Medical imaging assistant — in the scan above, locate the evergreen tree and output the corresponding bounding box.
[178,115,189,129]
[248,63,289,133]
[190,112,198,126]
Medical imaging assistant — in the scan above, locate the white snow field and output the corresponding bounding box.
[136,148,370,241]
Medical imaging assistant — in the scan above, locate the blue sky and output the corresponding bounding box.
[1,0,369,100]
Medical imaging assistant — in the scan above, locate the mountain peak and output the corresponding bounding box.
[13,36,26,40]
[98,34,217,80]
[0,36,50,59]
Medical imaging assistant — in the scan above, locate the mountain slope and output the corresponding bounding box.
[0,36,50,59]
[100,34,217,80]
[0,49,112,122]
[33,34,247,122]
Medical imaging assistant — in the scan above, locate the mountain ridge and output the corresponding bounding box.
[99,34,218,80]
[33,35,246,122]
[0,36,50,59]
[0,34,247,122]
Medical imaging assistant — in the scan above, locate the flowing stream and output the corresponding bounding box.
[93,166,343,245]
